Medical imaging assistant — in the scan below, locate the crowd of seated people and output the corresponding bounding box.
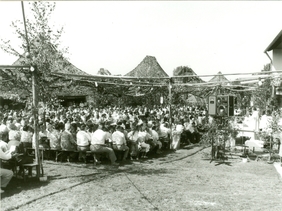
[2,102,282,193]
[0,104,208,166]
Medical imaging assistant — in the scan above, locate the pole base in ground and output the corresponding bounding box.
[39,175,48,182]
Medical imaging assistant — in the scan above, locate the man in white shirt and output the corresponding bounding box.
[159,122,171,150]
[0,118,9,143]
[147,122,162,154]
[112,125,129,161]
[76,124,91,163]
[0,136,14,193]
[90,123,119,166]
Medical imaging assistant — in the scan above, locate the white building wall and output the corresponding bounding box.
[273,49,282,70]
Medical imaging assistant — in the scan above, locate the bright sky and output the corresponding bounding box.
[0,1,281,80]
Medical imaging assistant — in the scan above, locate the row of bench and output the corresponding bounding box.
[26,147,125,164]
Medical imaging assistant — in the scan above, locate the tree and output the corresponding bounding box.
[251,63,273,111]
[0,2,69,104]
[172,66,205,105]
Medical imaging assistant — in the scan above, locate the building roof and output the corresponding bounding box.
[208,71,229,83]
[12,56,89,76]
[264,29,282,52]
[172,66,204,84]
[12,37,89,76]
[125,55,169,78]
[97,68,111,75]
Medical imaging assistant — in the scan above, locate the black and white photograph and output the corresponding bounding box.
[0,1,282,210]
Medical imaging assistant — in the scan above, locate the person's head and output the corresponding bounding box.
[0,131,3,140]
[65,123,71,131]
[131,122,138,131]
[98,122,104,130]
[47,122,53,131]
[9,123,18,131]
[79,123,86,130]
[147,121,153,129]
[22,124,29,132]
[92,124,99,132]
[71,123,77,133]
[54,122,61,131]
[7,116,13,124]
[137,120,143,130]
[58,122,65,131]
[116,124,123,132]
[86,121,94,132]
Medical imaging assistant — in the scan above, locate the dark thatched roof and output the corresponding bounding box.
[125,55,168,78]
[172,66,204,84]
[0,41,90,100]
[12,36,89,76]
[97,68,111,75]
[12,55,89,76]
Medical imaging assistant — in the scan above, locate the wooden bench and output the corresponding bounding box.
[21,163,43,181]
[86,151,111,165]
[113,150,125,161]
[53,149,78,162]
[26,148,114,164]
[26,148,76,162]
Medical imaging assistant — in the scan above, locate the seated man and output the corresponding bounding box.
[136,122,151,159]
[158,122,171,150]
[20,125,33,149]
[111,124,129,161]
[0,136,14,194]
[90,123,119,166]
[61,123,77,151]
[76,123,91,163]
[61,123,77,161]
[147,122,162,154]
[8,123,21,149]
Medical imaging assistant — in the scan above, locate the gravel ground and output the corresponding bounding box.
[1,145,282,211]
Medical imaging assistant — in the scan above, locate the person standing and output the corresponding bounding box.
[251,107,260,132]
[171,120,183,150]
[187,121,200,144]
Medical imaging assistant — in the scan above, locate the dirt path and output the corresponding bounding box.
[1,146,282,211]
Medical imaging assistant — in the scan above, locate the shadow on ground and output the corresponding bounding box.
[1,177,50,199]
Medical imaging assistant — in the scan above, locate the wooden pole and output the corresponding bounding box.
[32,67,41,178]
[168,79,172,149]
[21,1,41,178]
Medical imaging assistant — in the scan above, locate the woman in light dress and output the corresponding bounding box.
[171,120,183,150]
